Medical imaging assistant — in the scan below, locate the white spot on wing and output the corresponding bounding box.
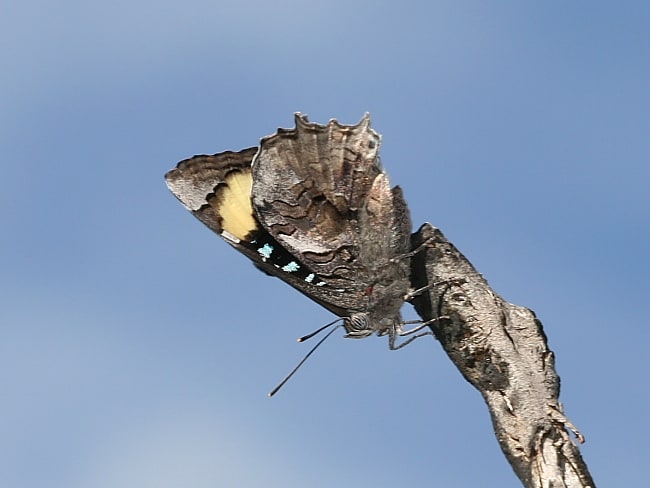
[282,262,300,272]
[258,243,273,260]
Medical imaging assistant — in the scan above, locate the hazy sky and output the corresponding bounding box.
[2,1,649,486]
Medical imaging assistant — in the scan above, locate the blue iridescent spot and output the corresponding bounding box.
[282,261,300,273]
[257,243,273,260]
[305,273,315,283]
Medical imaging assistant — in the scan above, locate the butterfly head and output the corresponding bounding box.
[343,312,402,339]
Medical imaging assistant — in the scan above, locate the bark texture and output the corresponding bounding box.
[409,223,595,488]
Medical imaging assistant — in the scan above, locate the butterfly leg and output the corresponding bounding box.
[404,283,437,301]
[387,316,446,350]
[390,236,437,262]
[404,278,467,302]
[388,328,433,350]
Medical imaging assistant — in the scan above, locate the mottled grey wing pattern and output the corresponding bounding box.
[251,114,412,322]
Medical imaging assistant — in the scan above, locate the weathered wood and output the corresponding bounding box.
[410,223,595,488]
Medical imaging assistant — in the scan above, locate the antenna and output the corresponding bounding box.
[268,320,342,397]
[297,318,341,342]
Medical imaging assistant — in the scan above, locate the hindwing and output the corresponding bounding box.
[252,114,412,319]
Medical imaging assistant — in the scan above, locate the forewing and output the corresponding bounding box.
[165,146,352,316]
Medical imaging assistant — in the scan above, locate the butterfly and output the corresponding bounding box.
[165,114,432,350]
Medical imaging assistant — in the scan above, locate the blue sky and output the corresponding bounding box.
[2,1,648,486]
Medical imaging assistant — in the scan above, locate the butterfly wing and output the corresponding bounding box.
[165,146,351,316]
[165,114,413,329]
[251,114,412,320]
